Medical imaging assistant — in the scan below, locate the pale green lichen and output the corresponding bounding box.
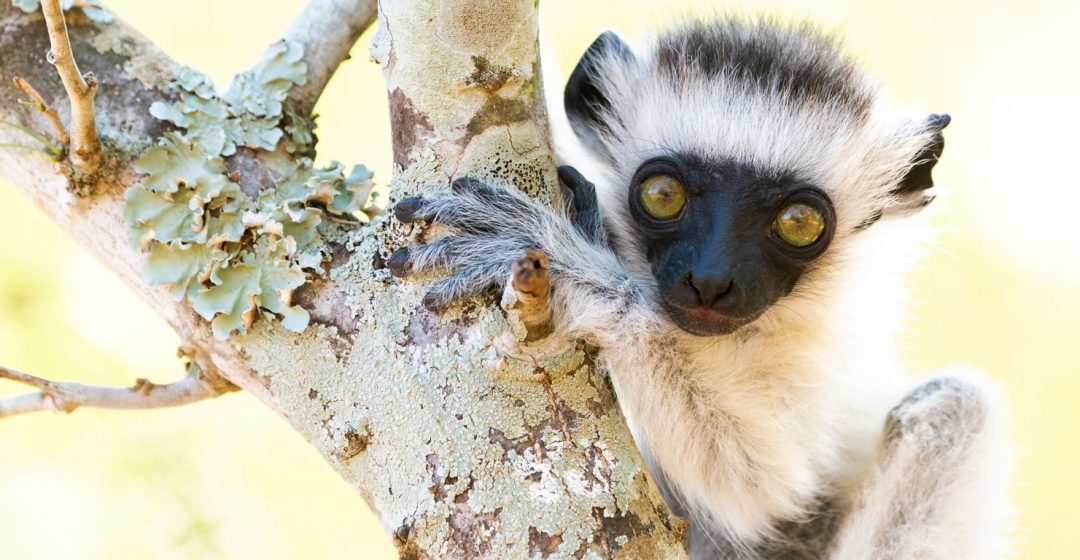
[12,0,113,22]
[146,52,302,158]
[124,40,379,340]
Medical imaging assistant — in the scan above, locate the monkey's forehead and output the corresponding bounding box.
[616,87,874,179]
[649,19,875,120]
[593,20,885,182]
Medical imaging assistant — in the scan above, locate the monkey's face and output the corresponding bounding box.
[625,155,836,336]
[562,25,948,336]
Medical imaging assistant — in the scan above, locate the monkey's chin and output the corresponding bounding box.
[661,301,758,337]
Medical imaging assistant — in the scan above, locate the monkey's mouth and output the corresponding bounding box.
[659,298,760,337]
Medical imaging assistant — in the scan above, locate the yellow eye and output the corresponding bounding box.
[640,174,687,220]
[774,203,826,247]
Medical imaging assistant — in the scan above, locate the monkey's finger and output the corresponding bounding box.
[388,235,500,278]
[394,195,486,225]
[394,194,508,234]
[452,177,546,222]
[421,263,508,313]
[558,165,606,244]
[557,165,593,194]
[450,177,523,204]
[393,196,430,224]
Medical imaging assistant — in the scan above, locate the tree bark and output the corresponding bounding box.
[0,1,685,557]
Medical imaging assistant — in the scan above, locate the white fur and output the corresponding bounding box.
[543,20,1010,558]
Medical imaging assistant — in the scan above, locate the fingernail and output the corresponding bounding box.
[394,197,423,222]
[421,291,446,313]
[387,248,411,277]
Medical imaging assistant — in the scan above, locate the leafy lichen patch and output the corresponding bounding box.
[123,40,379,339]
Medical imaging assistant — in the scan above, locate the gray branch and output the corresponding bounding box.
[279,0,377,115]
[0,363,237,419]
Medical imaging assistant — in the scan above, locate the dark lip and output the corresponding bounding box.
[659,297,757,337]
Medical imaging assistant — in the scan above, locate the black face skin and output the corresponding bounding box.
[627,154,836,336]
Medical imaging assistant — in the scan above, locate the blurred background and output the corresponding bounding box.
[1,0,1077,558]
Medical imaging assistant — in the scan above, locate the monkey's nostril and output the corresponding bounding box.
[685,272,735,308]
[716,279,734,299]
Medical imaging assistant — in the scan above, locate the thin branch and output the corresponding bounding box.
[0,362,238,419]
[278,0,377,115]
[13,76,69,145]
[40,0,100,171]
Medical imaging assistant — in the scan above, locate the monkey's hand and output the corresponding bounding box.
[388,166,627,317]
[830,371,1007,560]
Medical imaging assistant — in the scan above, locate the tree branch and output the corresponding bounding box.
[40,0,100,171]
[278,0,377,115]
[0,1,685,554]
[12,76,68,145]
[0,362,238,419]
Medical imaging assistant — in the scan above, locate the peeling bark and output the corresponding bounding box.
[0,1,685,557]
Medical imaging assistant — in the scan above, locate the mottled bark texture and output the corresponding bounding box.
[0,1,685,556]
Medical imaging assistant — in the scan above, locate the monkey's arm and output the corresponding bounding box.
[829,372,1009,560]
[388,168,659,342]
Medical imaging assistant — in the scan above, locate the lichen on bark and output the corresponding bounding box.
[242,191,685,557]
[0,0,686,556]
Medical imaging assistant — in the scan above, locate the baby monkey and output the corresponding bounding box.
[391,18,1008,559]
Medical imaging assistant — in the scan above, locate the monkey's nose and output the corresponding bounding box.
[684,271,736,309]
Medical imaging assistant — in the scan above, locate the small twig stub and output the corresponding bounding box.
[506,249,554,342]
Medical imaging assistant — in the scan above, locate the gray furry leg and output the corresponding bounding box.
[830,368,1009,560]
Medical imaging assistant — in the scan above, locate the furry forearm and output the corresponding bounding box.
[830,372,1009,559]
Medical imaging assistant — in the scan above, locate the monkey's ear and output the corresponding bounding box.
[564,31,636,160]
[868,113,950,225]
[896,113,949,196]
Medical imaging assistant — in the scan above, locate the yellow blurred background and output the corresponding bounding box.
[1,0,1077,558]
